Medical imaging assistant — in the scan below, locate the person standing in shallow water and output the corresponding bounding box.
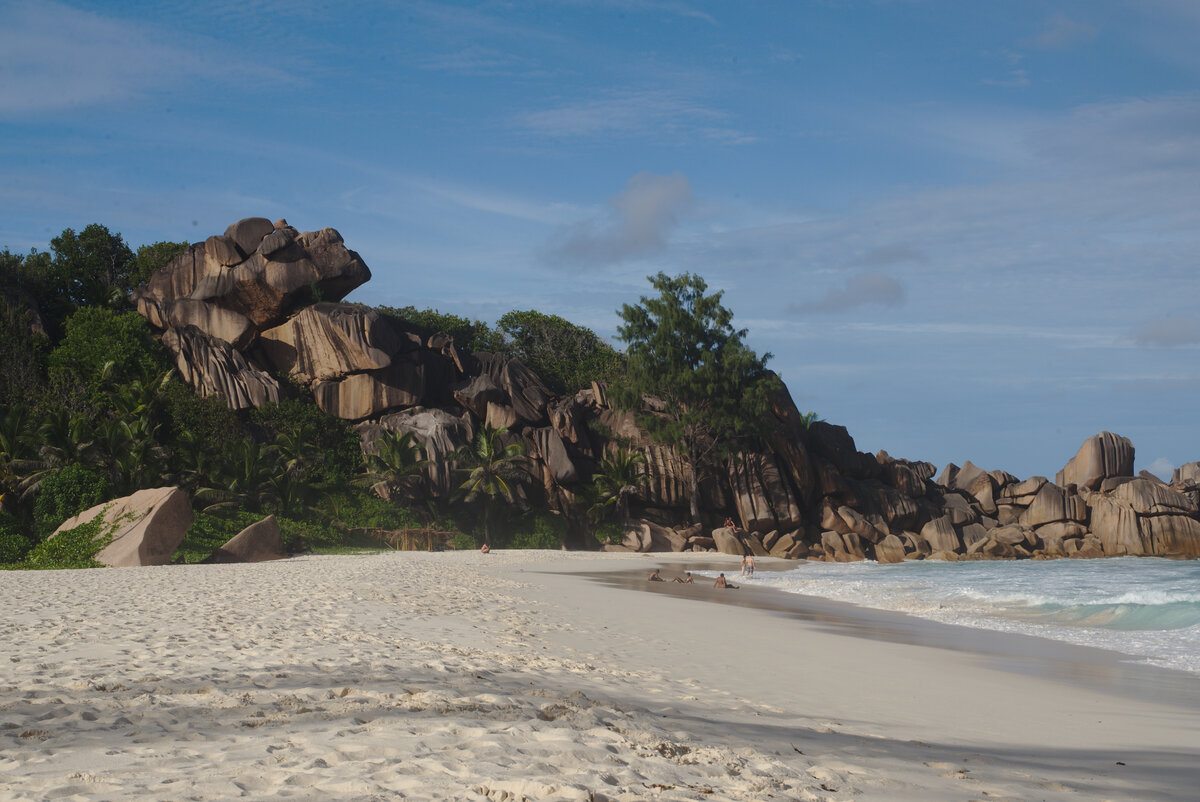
[741,554,755,578]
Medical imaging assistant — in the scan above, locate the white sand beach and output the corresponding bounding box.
[3,551,1198,801]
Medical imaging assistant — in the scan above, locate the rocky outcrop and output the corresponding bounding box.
[357,407,476,498]
[127,220,1200,562]
[212,514,287,563]
[258,303,405,384]
[1088,479,1200,557]
[133,218,370,331]
[162,326,279,410]
[51,487,193,568]
[1056,431,1134,491]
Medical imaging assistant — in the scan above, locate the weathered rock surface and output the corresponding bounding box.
[212,515,287,563]
[1057,431,1134,491]
[166,298,257,349]
[711,527,745,556]
[162,326,279,410]
[358,407,475,497]
[874,533,906,563]
[51,487,193,568]
[258,303,403,383]
[134,223,370,331]
[476,353,553,425]
[313,351,446,420]
[728,452,803,533]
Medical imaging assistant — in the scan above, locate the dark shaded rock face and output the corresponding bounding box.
[131,220,1200,559]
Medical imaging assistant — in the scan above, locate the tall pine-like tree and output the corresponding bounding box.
[616,272,780,523]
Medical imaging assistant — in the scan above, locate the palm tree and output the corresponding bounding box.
[196,440,284,512]
[359,430,429,501]
[454,425,527,547]
[588,444,648,524]
[0,405,36,509]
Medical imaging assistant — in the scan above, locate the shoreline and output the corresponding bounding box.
[564,553,1200,709]
[3,550,1198,800]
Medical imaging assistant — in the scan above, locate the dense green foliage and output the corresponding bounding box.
[616,272,780,521]
[496,309,624,394]
[24,517,111,570]
[0,510,31,563]
[33,464,111,538]
[509,509,567,550]
[48,307,167,406]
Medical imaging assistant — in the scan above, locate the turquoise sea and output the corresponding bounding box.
[727,557,1200,675]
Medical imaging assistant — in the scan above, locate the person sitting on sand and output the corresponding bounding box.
[673,572,694,584]
[480,543,490,554]
[714,573,738,589]
[741,554,755,578]
[648,569,664,581]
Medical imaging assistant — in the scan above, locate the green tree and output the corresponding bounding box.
[454,425,527,547]
[587,444,647,524]
[616,272,780,522]
[360,430,429,501]
[128,240,188,288]
[49,224,135,311]
[196,440,285,513]
[47,307,167,409]
[496,309,625,395]
[378,305,504,353]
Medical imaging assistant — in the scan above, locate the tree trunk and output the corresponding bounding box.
[482,501,491,547]
[687,464,700,523]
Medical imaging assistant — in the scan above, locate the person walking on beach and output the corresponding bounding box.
[714,573,738,589]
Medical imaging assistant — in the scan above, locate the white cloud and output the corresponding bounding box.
[0,0,291,115]
[514,90,748,142]
[1145,456,1175,480]
[545,172,693,266]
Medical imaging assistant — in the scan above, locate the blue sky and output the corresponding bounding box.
[3,0,1199,480]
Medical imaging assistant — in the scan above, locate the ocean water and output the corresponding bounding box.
[731,557,1200,675]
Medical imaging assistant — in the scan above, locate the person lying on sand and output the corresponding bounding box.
[673,572,694,583]
[648,569,664,581]
[714,573,738,589]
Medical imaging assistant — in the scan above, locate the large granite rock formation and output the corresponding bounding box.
[1056,431,1134,490]
[127,219,1200,562]
[133,218,370,331]
[51,487,193,568]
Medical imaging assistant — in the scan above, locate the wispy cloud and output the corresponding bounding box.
[1131,315,1200,347]
[1024,13,1099,50]
[415,45,540,75]
[514,90,750,142]
[545,172,693,266]
[0,0,292,115]
[789,273,906,314]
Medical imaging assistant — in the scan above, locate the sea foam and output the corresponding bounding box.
[735,556,1200,674]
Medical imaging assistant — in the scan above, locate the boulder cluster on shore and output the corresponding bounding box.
[69,217,1199,566]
